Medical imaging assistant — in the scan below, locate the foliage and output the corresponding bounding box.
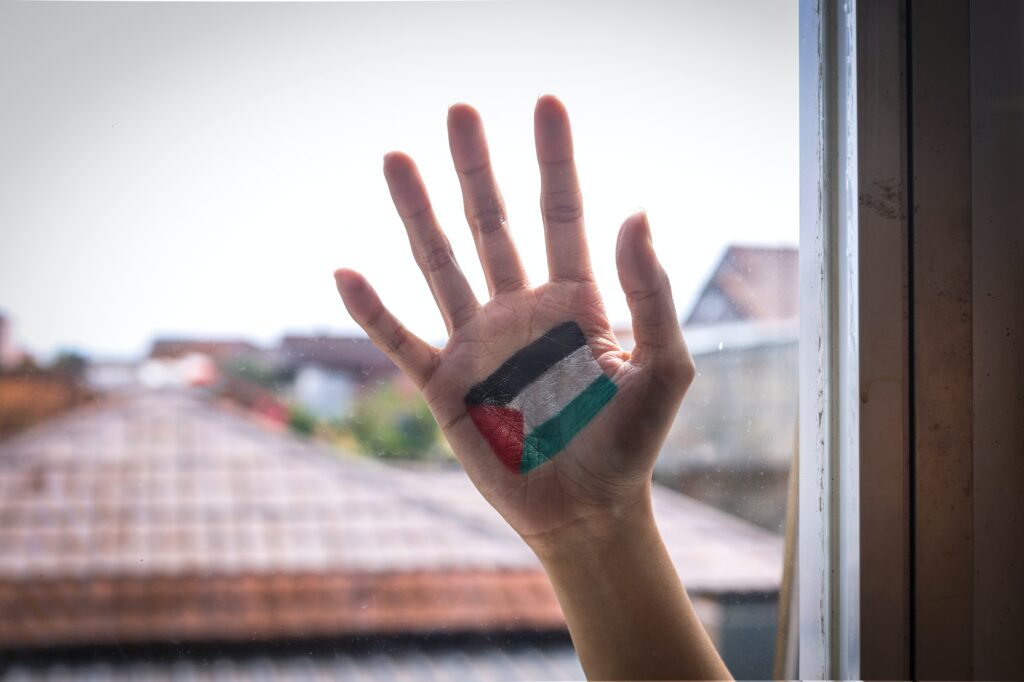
[220,356,290,390]
[348,382,440,460]
[287,404,317,436]
[51,351,87,378]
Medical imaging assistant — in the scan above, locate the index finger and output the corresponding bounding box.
[383,152,481,333]
[534,95,593,283]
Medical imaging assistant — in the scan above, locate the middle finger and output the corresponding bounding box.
[448,103,529,296]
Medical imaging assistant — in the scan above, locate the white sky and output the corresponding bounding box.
[0,0,797,360]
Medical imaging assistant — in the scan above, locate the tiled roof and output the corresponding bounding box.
[278,336,398,379]
[685,245,799,325]
[3,638,586,681]
[149,340,260,360]
[2,570,563,649]
[0,390,781,650]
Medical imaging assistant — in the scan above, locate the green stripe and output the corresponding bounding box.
[520,375,617,473]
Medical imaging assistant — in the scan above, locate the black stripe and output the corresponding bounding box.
[464,321,587,406]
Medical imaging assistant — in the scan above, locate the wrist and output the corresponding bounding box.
[522,486,657,565]
[521,484,730,681]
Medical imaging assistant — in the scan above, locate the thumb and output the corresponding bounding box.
[615,211,691,375]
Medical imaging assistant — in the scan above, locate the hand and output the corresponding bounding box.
[336,96,730,681]
[334,95,695,553]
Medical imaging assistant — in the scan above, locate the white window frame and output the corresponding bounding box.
[798,0,861,678]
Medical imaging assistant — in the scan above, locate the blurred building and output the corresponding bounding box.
[0,389,782,679]
[84,360,142,392]
[654,245,799,532]
[0,313,14,370]
[684,245,798,326]
[277,335,399,419]
[149,339,260,361]
[278,335,398,382]
[0,313,26,371]
[147,335,401,420]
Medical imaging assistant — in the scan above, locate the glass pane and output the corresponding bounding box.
[0,1,797,679]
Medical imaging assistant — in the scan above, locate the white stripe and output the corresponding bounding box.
[511,345,604,432]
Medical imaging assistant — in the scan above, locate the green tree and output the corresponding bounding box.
[52,350,87,378]
[349,382,440,459]
[287,404,317,436]
[220,356,289,390]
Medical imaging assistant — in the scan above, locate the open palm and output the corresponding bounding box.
[335,96,695,547]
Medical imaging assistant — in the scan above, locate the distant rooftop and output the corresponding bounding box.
[279,335,397,380]
[0,390,781,650]
[149,339,260,360]
[685,245,798,326]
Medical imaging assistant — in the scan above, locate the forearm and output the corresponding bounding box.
[528,492,732,681]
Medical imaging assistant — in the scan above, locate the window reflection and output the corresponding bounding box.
[0,0,796,678]
[0,244,795,679]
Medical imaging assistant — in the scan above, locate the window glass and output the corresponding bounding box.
[0,1,797,679]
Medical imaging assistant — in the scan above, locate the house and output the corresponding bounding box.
[145,339,259,389]
[144,334,400,420]
[277,335,400,419]
[684,245,799,327]
[149,338,260,361]
[0,312,26,371]
[278,335,397,381]
[84,360,141,392]
[0,388,783,679]
[654,245,799,532]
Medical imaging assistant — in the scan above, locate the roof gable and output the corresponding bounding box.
[686,245,799,326]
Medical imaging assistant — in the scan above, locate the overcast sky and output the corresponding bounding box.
[0,0,797,360]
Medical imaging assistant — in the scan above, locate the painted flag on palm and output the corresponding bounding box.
[465,321,617,473]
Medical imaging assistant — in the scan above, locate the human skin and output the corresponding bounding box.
[333,95,732,681]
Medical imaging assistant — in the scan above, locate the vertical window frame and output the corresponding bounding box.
[798,0,861,678]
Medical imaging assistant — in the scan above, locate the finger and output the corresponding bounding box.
[534,95,593,283]
[383,152,480,332]
[615,211,691,375]
[334,268,440,388]
[447,103,529,295]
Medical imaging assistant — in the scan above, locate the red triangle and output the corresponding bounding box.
[468,405,524,472]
